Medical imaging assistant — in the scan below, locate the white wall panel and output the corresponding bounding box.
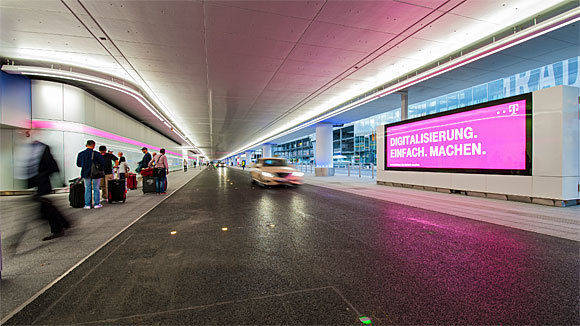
[93,99,110,131]
[32,81,63,120]
[0,129,15,190]
[2,81,184,190]
[84,92,95,123]
[63,84,84,123]
[532,111,563,176]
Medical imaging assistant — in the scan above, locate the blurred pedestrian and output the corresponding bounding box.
[77,140,105,209]
[20,140,71,241]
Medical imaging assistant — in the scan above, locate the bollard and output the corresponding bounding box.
[358,163,361,177]
[348,164,350,176]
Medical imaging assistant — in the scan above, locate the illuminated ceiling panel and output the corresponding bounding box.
[0,0,576,159]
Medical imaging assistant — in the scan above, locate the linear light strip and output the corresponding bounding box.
[31,120,184,157]
[221,8,580,160]
[0,65,205,157]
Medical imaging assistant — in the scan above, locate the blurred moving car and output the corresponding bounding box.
[217,161,226,167]
[250,158,303,187]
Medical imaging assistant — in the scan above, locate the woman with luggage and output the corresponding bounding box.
[118,156,130,180]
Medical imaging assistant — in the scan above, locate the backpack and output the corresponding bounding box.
[90,151,104,179]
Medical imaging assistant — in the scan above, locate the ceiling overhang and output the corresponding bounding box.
[221,4,580,159]
[1,64,205,154]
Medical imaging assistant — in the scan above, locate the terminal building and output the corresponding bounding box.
[0,1,578,325]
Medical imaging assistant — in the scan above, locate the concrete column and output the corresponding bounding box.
[262,144,273,158]
[244,150,253,164]
[398,90,408,120]
[315,123,335,176]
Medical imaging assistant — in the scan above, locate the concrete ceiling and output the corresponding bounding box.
[269,21,580,146]
[0,0,574,159]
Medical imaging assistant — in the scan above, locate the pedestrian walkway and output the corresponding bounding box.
[0,168,204,321]
[302,175,580,241]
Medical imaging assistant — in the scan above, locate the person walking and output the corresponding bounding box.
[136,147,152,173]
[26,141,72,241]
[151,148,169,194]
[76,140,105,209]
[99,145,118,201]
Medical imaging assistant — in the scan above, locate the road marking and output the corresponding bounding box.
[75,286,336,324]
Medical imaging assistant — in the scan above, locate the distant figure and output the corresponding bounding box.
[241,160,246,170]
[193,160,197,169]
[136,147,151,173]
[115,152,123,167]
[183,159,188,172]
[118,156,130,180]
[21,141,71,241]
[77,140,105,209]
[99,145,118,200]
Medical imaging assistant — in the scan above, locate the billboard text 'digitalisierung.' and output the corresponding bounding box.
[385,99,528,171]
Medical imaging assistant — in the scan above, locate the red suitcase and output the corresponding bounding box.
[140,168,154,176]
[126,173,137,190]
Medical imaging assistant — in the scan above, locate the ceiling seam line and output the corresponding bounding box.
[243,0,461,138]
[74,0,192,147]
[244,0,465,141]
[236,0,329,132]
[202,1,213,155]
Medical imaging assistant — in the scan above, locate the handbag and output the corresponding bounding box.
[90,151,105,179]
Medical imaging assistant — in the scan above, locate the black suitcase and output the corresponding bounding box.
[142,175,156,194]
[69,178,85,208]
[107,179,126,203]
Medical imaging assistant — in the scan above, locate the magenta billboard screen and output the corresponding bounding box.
[385,94,532,175]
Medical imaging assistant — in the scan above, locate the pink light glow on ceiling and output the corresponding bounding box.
[31,120,183,157]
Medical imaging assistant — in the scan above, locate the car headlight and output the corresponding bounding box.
[261,171,275,178]
[292,172,304,177]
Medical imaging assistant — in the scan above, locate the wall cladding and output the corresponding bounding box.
[0,79,187,190]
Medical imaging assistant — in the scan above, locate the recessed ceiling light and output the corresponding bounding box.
[170,230,177,235]
[221,227,228,231]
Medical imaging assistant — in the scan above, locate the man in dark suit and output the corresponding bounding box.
[136,147,152,173]
[76,140,105,209]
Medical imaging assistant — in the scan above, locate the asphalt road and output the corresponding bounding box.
[6,167,579,325]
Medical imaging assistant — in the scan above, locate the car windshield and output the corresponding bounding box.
[262,159,287,166]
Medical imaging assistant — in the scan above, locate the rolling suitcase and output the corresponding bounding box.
[126,173,137,190]
[69,178,85,208]
[142,175,156,194]
[140,168,154,177]
[107,179,126,203]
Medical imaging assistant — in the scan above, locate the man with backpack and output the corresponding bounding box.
[149,148,169,194]
[76,140,105,209]
[99,145,118,201]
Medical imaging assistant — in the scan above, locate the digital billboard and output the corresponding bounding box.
[385,94,532,175]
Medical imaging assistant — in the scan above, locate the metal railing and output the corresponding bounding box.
[291,163,376,179]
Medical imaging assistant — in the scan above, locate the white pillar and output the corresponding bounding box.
[262,144,273,158]
[398,90,408,120]
[315,123,335,176]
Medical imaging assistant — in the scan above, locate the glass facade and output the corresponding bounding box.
[272,56,580,165]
